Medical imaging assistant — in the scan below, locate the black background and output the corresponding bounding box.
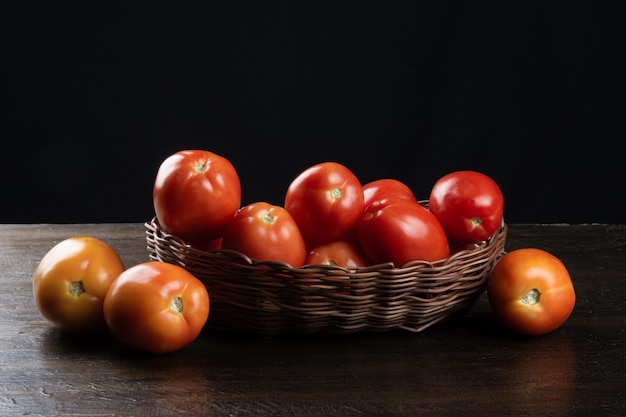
[2,2,625,224]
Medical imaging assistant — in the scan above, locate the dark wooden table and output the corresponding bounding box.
[1,223,625,417]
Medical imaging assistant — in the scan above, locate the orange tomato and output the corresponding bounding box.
[33,237,126,334]
[103,261,210,354]
[487,248,576,336]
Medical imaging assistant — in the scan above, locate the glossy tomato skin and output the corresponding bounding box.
[429,170,504,244]
[153,150,241,246]
[33,237,126,334]
[362,178,417,209]
[305,240,370,268]
[190,237,223,251]
[487,248,576,336]
[357,198,450,267]
[342,178,417,247]
[103,262,210,354]
[221,202,307,267]
[284,162,364,248]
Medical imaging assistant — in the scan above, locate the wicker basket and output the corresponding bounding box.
[145,215,507,335]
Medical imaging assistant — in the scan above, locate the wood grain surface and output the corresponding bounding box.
[1,223,625,417]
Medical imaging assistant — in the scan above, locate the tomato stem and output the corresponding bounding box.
[471,217,483,227]
[330,186,343,200]
[261,212,274,224]
[194,161,208,174]
[521,288,541,305]
[170,296,184,313]
[68,281,85,297]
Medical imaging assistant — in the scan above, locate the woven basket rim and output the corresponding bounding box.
[145,215,506,273]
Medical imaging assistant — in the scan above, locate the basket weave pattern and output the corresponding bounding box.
[146,217,507,335]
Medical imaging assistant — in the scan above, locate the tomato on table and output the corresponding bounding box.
[153,149,241,246]
[221,202,307,267]
[429,170,504,244]
[284,162,364,248]
[357,198,450,267]
[33,236,126,334]
[487,248,576,336]
[103,262,210,354]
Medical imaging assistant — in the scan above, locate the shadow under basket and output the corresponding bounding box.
[145,218,507,335]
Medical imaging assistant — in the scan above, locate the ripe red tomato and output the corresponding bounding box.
[362,178,417,209]
[33,237,126,334]
[190,237,223,252]
[221,202,307,267]
[429,170,504,244]
[487,248,576,336]
[284,162,364,247]
[339,178,417,246]
[357,198,450,267]
[153,150,241,246]
[305,240,370,268]
[103,262,210,354]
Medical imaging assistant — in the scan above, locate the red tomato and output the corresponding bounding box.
[487,248,576,336]
[284,162,364,247]
[103,262,210,354]
[429,170,504,244]
[357,198,450,266]
[153,150,241,246]
[305,240,370,268]
[33,237,126,334]
[362,178,417,209]
[190,237,223,252]
[340,179,417,246]
[221,202,307,267]
[448,239,479,255]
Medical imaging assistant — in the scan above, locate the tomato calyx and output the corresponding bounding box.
[521,288,541,305]
[330,186,343,201]
[170,296,184,313]
[261,212,275,224]
[68,281,85,297]
[470,217,483,227]
[193,161,209,174]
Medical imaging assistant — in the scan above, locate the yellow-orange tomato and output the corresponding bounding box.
[33,237,126,334]
[103,262,210,354]
[487,248,576,336]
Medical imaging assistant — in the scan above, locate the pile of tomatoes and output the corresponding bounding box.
[32,149,576,354]
[152,150,505,268]
[33,236,210,354]
[151,149,575,337]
